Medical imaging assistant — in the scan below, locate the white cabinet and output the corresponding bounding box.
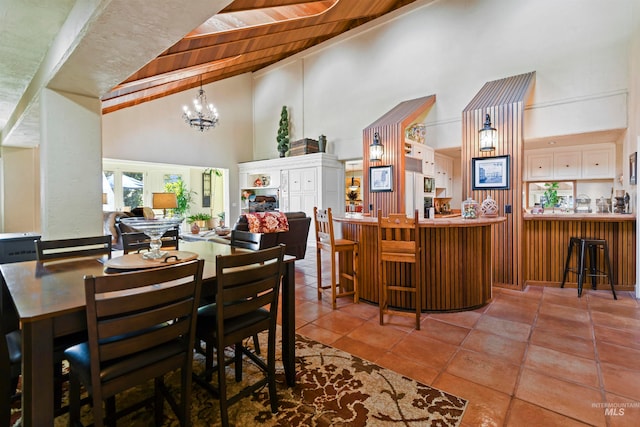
[525,143,615,181]
[434,153,453,197]
[582,148,614,178]
[553,152,581,179]
[238,153,343,224]
[422,145,435,177]
[288,168,317,215]
[527,154,554,181]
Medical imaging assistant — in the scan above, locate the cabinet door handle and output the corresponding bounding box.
[566,165,569,167]
[595,163,600,166]
[538,166,542,168]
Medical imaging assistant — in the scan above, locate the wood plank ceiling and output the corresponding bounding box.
[101,0,418,114]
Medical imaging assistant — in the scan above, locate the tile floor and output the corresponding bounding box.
[289,246,640,427]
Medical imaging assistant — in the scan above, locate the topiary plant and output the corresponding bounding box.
[277,106,289,157]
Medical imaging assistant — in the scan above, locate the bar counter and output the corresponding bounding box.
[523,212,636,291]
[335,215,506,312]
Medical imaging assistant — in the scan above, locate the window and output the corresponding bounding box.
[122,171,144,210]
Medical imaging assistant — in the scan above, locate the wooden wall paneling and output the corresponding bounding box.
[461,72,536,290]
[362,96,436,217]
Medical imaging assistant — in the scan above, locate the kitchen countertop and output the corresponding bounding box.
[523,212,636,221]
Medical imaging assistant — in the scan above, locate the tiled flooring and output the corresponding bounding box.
[290,246,640,427]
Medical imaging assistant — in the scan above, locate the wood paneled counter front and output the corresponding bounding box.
[523,213,636,291]
[335,215,506,312]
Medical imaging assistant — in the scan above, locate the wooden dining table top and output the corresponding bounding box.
[0,240,281,322]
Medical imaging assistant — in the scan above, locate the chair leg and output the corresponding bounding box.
[217,342,230,427]
[268,334,278,414]
[252,334,261,355]
[330,253,338,309]
[588,243,598,290]
[414,267,421,331]
[352,246,359,304]
[577,241,586,297]
[379,262,386,325]
[105,396,116,427]
[181,363,193,427]
[561,238,575,288]
[234,343,243,382]
[1,370,14,427]
[603,244,617,300]
[68,370,82,426]
[205,339,214,382]
[154,377,164,426]
[316,248,323,301]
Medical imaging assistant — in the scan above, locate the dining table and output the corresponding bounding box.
[0,240,296,427]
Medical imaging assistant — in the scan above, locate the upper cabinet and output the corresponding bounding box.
[524,143,615,181]
[527,153,554,181]
[434,153,453,197]
[582,147,615,179]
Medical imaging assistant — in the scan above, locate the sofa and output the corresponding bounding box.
[103,208,155,249]
[103,211,135,250]
[233,211,312,259]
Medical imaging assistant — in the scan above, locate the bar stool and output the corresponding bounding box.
[377,209,422,330]
[561,237,617,299]
[314,207,359,309]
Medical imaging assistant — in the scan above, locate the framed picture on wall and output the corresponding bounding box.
[370,165,393,192]
[472,155,510,190]
[630,152,637,185]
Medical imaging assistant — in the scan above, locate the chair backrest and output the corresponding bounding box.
[377,210,420,264]
[214,245,285,343]
[84,259,204,399]
[230,229,263,251]
[121,228,179,254]
[36,235,112,261]
[314,207,336,251]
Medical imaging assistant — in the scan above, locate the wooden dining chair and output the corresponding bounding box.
[64,259,204,427]
[230,229,263,251]
[1,287,21,427]
[229,229,264,353]
[35,235,112,261]
[314,207,358,309]
[377,209,422,330]
[121,228,179,254]
[193,245,285,427]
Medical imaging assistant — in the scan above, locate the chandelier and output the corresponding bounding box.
[182,79,219,131]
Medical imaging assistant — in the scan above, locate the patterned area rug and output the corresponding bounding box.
[15,331,467,426]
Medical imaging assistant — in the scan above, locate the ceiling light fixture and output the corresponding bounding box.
[182,78,219,131]
[479,114,497,152]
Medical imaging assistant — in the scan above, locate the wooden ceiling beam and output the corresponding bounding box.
[101,0,418,114]
[220,0,323,14]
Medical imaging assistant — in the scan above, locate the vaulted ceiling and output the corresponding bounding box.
[101,0,418,114]
[0,0,418,147]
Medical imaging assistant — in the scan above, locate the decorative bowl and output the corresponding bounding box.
[120,217,183,259]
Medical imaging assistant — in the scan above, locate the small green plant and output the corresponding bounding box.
[277,106,289,157]
[164,179,196,216]
[217,212,225,221]
[187,213,212,223]
[543,182,559,208]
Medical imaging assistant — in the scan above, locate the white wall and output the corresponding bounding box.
[1,146,39,232]
[253,0,633,160]
[103,73,253,222]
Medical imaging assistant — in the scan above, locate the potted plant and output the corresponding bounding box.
[277,106,289,157]
[164,179,196,217]
[217,212,226,228]
[543,182,559,212]
[187,213,212,230]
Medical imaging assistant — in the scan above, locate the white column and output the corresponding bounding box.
[40,88,102,240]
